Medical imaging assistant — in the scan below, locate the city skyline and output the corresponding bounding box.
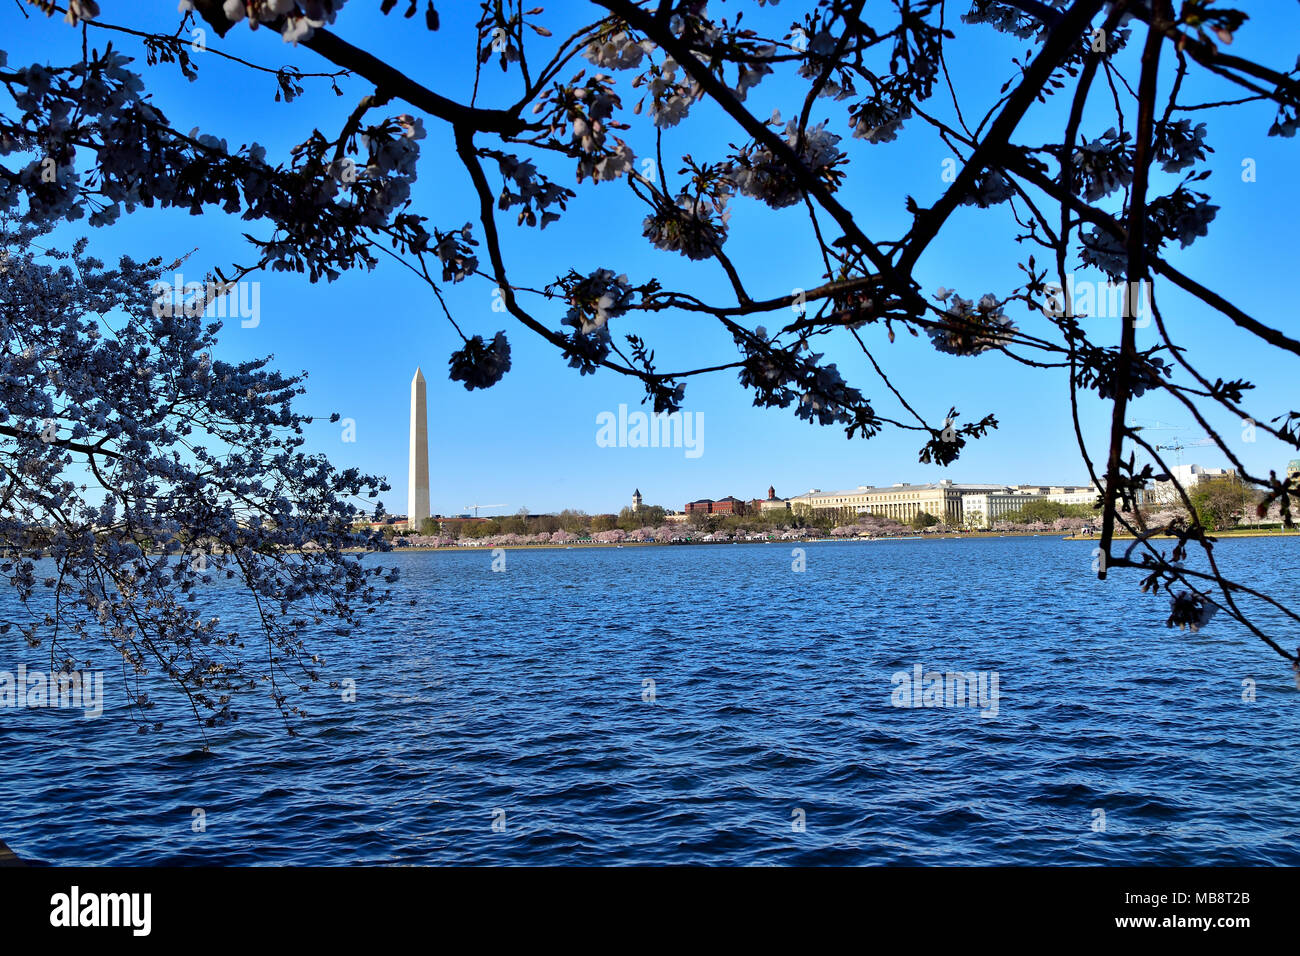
[391,360,1257,520]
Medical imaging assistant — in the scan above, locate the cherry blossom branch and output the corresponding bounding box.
[1099,10,1163,569]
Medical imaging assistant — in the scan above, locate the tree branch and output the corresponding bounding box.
[899,0,1107,274]
[303,28,528,137]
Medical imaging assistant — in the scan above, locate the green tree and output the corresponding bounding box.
[686,510,711,531]
[640,505,667,526]
[1001,500,1097,524]
[558,510,589,534]
[1189,476,1247,531]
[911,511,939,530]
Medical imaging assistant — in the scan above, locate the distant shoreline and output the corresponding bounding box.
[379,531,1079,552]
[377,526,1300,552]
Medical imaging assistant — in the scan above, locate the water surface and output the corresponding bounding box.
[2,536,1298,865]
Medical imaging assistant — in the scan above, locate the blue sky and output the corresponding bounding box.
[9,2,1300,516]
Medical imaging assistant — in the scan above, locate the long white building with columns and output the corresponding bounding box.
[780,480,1099,527]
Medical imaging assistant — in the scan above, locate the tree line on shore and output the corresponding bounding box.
[377,477,1285,547]
[377,498,1100,546]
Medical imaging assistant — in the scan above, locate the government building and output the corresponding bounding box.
[767,480,1099,528]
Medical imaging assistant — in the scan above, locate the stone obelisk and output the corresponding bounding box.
[408,367,430,530]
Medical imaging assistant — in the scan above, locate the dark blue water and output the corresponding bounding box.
[2,536,1299,865]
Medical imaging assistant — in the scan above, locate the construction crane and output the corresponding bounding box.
[1154,438,1215,467]
[1125,419,1188,434]
[464,502,507,518]
[1126,421,1215,468]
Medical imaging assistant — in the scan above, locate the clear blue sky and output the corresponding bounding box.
[10,2,1300,516]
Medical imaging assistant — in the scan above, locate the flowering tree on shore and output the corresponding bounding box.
[831,515,907,536]
[0,226,394,736]
[3,0,1300,671]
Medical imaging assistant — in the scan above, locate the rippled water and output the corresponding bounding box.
[2,536,1299,865]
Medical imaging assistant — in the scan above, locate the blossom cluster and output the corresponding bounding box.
[642,193,730,260]
[927,290,1016,356]
[848,99,911,144]
[583,27,653,71]
[554,269,634,374]
[728,117,847,209]
[958,168,1016,208]
[537,73,635,184]
[431,224,478,284]
[1167,590,1219,633]
[735,331,877,436]
[448,331,512,390]
[558,268,634,336]
[1070,128,1134,202]
[1080,187,1220,279]
[1152,119,1211,174]
[960,0,1050,41]
[796,30,855,101]
[494,152,574,229]
[178,0,349,46]
[1075,342,1171,400]
[635,57,701,128]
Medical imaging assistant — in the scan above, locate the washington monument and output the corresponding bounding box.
[408,367,429,530]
